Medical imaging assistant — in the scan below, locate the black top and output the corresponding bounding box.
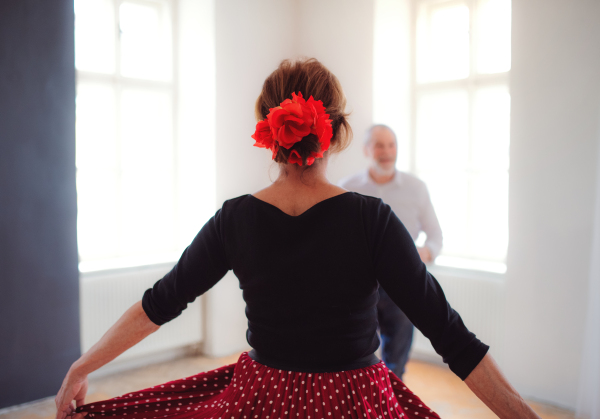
[142,192,488,380]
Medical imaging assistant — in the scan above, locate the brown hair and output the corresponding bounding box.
[255,58,352,166]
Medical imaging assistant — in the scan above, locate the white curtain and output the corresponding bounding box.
[577,104,600,419]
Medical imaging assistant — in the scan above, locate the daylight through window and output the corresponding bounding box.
[412,0,511,272]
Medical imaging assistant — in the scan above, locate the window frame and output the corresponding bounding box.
[409,0,511,272]
[75,0,183,270]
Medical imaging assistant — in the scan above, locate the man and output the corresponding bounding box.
[338,124,443,380]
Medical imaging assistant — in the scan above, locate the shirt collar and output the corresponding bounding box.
[362,168,403,187]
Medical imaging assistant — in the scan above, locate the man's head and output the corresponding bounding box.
[364,124,397,176]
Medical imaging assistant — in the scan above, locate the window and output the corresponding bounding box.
[411,0,511,272]
[75,0,215,271]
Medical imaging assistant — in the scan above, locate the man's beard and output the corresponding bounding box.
[371,161,396,177]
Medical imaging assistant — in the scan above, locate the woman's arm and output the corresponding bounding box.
[55,301,160,419]
[465,353,541,419]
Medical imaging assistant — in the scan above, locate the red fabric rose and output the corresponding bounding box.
[252,91,333,166]
[267,92,312,149]
[288,150,317,166]
[251,119,274,150]
[270,142,279,160]
[288,150,303,166]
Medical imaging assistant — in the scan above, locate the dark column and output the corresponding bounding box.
[0,0,79,408]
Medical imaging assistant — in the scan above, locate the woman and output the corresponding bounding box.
[56,58,541,419]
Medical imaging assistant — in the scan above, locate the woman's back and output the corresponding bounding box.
[229,192,380,370]
[142,191,487,378]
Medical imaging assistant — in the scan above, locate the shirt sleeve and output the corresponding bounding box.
[418,184,443,259]
[142,208,231,326]
[365,198,488,380]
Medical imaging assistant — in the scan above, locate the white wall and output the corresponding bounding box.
[295,0,375,184]
[372,0,411,171]
[203,0,296,357]
[577,108,600,419]
[505,0,600,408]
[177,0,217,245]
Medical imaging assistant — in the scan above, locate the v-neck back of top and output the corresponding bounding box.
[248,191,352,218]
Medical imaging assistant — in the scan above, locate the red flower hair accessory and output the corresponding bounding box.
[252,92,333,166]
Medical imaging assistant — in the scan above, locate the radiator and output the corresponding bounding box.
[79,263,203,370]
[411,267,506,365]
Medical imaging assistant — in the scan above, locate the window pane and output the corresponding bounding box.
[476,0,511,73]
[472,85,511,171]
[77,169,120,261]
[76,82,119,261]
[76,82,117,170]
[119,1,172,81]
[418,170,470,257]
[120,88,175,256]
[468,171,508,261]
[417,2,470,83]
[74,0,115,73]
[416,90,469,171]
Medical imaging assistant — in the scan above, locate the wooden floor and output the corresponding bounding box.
[402,358,575,419]
[1,353,575,419]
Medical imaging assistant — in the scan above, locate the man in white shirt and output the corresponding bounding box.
[339,124,443,379]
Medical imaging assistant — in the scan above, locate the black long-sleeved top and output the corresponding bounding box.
[142,192,488,380]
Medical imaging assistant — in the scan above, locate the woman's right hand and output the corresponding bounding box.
[55,370,89,419]
[53,301,160,419]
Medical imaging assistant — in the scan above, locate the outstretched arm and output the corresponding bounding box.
[367,200,540,418]
[465,353,541,419]
[55,301,159,419]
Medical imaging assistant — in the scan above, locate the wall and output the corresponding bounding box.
[0,0,79,408]
[203,0,297,357]
[203,0,376,357]
[577,107,600,419]
[372,0,411,171]
[295,0,376,183]
[506,0,600,408]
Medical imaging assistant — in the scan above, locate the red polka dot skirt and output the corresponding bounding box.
[77,352,440,419]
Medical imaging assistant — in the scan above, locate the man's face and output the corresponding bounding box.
[365,127,397,173]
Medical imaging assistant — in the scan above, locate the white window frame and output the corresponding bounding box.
[76,0,216,273]
[409,0,511,273]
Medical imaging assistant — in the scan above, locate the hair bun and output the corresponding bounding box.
[254,58,352,166]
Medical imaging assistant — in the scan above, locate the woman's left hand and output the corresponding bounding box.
[55,371,89,419]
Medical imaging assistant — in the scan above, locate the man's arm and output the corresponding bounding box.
[419,185,443,261]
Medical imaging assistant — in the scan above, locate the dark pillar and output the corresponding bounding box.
[0,0,79,408]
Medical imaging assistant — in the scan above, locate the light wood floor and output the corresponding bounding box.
[1,353,575,419]
[402,358,575,419]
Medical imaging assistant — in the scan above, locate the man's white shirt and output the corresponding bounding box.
[338,169,443,259]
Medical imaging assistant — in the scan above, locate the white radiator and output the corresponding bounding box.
[411,267,505,365]
[80,262,203,373]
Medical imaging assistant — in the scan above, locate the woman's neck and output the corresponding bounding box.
[252,158,347,216]
[274,160,331,190]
